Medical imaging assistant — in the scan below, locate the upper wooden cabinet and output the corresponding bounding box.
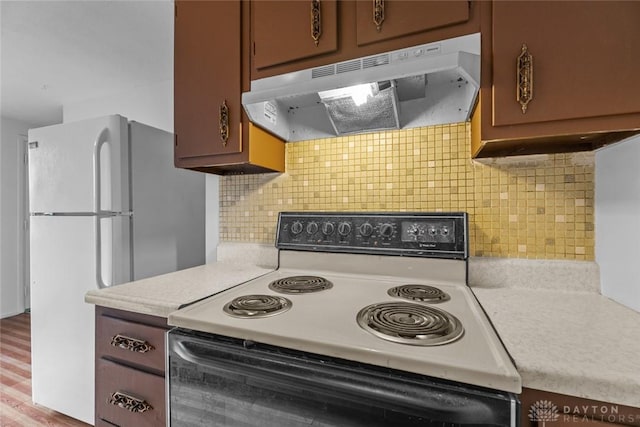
[355,1,470,46]
[473,1,640,158]
[252,0,338,70]
[174,0,284,174]
[174,0,242,159]
[251,0,479,80]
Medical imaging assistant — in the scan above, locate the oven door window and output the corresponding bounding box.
[168,330,518,427]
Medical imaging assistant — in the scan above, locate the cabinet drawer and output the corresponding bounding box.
[96,359,165,427]
[96,314,166,372]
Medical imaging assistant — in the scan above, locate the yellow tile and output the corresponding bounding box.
[219,123,595,258]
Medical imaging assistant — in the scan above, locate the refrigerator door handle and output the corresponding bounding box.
[93,127,109,213]
[95,216,108,289]
[94,127,110,289]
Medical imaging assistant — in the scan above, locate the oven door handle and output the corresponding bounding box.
[170,334,517,426]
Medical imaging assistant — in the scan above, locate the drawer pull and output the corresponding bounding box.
[110,334,155,353]
[517,44,533,113]
[373,0,385,32]
[108,391,152,413]
[310,0,322,46]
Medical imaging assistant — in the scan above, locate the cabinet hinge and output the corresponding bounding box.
[174,134,178,148]
[253,42,256,56]
[174,3,177,18]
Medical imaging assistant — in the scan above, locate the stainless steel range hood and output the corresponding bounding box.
[242,33,480,142]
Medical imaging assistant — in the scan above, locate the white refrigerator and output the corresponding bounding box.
[28,115,205,424]
[595,134,640,313]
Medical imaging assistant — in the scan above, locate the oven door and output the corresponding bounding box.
[168,329,519,427]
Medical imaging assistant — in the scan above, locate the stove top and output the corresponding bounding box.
[168,212,521,394]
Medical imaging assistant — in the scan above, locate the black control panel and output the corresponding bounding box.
[276,212,468,259]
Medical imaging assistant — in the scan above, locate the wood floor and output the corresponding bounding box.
[0,313,90,427]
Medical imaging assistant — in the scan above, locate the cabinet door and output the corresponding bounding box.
[252,0,338,70]
[174,0,242,160]
[356,0,470,46]
[520,388,640,427]
[492,1,640,127]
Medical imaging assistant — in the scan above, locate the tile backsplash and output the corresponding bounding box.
[220,123,594,260]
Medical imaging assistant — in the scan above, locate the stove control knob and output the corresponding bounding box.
[379,223,394,238]
[406,224,421,241]
[359,222,374,237]
[290,221,304,235]
[306,221,319,235]
[321,222,335,236]
[337,222,352,237]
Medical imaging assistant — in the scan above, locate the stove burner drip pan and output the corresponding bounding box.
[357,302,464,346]
[387,284,451,303]
[268,275,333,294]
[223,295,292,318]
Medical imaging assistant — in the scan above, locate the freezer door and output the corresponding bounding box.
[30,214,130,424]
[28,115,130,213]
[129,122,205,280]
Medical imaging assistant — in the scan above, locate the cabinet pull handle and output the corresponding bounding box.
[108,391,153,413]
[517,44,533,113]
[110,334,155,353]
[219,100,229,146]
[373,0,385,32]
[310,0,322,46]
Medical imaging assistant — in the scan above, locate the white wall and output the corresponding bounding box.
[0,116,34,317]
[63,80,174,133]
[62,80,219,263]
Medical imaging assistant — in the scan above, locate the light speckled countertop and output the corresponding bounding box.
[84,262,275,317]
[85,249,640,408]
[84,243,277,317]
[470,257,640,408]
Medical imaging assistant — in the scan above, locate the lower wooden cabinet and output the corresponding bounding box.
[95,306,169,427]
[520,388,640,427]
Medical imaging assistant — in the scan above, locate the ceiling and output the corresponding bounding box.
[1,0,173,127]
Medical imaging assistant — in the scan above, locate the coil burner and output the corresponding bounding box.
[268,275,333,294]
[223,295,292,318]
[387,284,450,303]
[357,302,464,346]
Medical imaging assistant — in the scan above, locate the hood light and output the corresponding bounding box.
[319,83,377,107]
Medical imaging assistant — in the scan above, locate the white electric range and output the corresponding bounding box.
[168,212,522,427]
